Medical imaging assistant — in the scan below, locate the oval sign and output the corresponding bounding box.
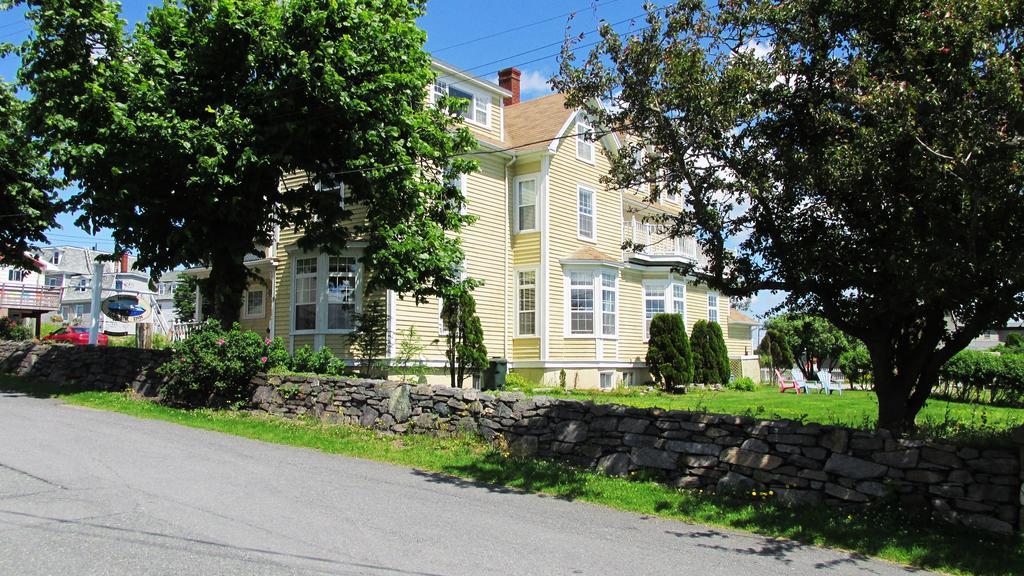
[101,294,152,323]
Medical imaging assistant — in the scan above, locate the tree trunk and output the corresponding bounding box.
[207,249,247,330]
[866,340,944,435]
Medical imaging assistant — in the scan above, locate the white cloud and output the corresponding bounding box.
[494,69,554,99]
[520,69,554,97]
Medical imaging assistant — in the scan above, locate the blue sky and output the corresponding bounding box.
[0,0,782,321]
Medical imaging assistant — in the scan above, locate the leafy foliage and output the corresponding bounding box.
[555,0,1024,432]
[0,317,33,341]
[288,345,349,376]
[764,315,852,376]
[348,297,390,379]
[393,326,430,384]
[645,313,693,391]
[691,320,730,385]
[440,287,488,388]
[757,330,794,372]
[838,343,872,388]
[0,72,58,270]
[19,0,476,326]
[1006,333,1024,350]
[159,322,286,407]
[726,377,757,392]
[939,350,1024,406]
[172,275,214,323]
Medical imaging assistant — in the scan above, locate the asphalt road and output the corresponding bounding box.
[0,392,934,576]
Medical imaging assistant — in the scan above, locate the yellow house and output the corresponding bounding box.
[215,60,759,389]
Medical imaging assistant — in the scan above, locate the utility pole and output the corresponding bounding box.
[88,260,103,345]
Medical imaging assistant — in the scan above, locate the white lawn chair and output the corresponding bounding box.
[818,369,842,395]
[792,369,821,394]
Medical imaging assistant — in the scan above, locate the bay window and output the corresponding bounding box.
[567,268,618,337]
[517,269,537,336]
[515,177,537,232]
[644,279,689,340]
[292,253,362,334]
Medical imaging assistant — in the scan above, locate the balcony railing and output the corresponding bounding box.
[623,221,699,261]
[0,283,64,311]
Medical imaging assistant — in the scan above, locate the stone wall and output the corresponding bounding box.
[253,374,1024,536]
[0,341,171,396]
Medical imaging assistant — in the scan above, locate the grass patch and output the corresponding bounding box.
[2,375,1022,575]
[520,385,1024,444]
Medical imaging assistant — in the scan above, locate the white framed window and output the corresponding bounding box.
[243,289,265,319]
[8,269,25,282]
[45,276,62,288]
[50,250,62,265]
[76,278,88,292]
[432,79,448,103]
[599,371,615,390]
[644,280,689,339]
[326,256,357,331]
[672,283,686,320]
[292,253,362,334]
[74,304,85,318]
[622,371,635,387]
[643,283,666,340]
[600,271,617,336]
[577,185,596,241]
[293,257,319,332]
[576,117,594,163]
[448,84,487,126]
[708,292,719,324]
[316,175,345,208]
[569,271,595,335]
[514,176,538,233]
[437,297,448,336]
[516,269,537,337]
[566,268,618,338]
[447,173,467,215]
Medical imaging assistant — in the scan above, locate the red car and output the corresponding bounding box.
[44,326,109,346]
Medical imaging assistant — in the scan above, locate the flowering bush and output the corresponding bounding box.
[159,321,287,407]
[0,317,33,341]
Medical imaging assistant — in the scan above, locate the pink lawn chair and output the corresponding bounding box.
[775,368,800,394]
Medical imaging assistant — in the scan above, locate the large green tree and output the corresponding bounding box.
[765,314,852,378]
[556,0,1024,433]
[646,313,694,391]
[18,0,475,327]
[0,69,57,270]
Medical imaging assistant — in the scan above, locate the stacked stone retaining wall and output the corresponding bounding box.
[0,341,171,396]
[253,374,1024,536]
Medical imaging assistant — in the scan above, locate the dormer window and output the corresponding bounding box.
[433,80,489,127]
[576,118,594,163]
[51,250,62,265]
[316,175,345,208]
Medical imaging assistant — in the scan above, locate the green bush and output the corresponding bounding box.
[1006,333,1024,349]
[504,372,536,391]
[0,317,33,341]
[726,376,756,391]
[940,349,1023,405]
[838,343,872,387]
[159,321,287,407]
[757,330,794,371]
[646,313,693,392]
[691,320,730,385]
[288,345,350,376]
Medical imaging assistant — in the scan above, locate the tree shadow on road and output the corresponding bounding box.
[410,451,595,502]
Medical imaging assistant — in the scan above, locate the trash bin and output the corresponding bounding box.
[483,357,508,391]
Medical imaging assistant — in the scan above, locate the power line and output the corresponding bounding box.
[430,0,630,54]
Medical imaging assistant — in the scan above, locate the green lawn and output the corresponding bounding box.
[1,375,1021,576]
[519,385,1024,443]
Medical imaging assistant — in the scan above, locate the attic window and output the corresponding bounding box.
[316,175,345,208]
[449,86,489,126]
[51,250,62,265]
[576,118,594,163]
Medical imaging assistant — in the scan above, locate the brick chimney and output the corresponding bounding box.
[498,67,521,106]
[120,253,129,273]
